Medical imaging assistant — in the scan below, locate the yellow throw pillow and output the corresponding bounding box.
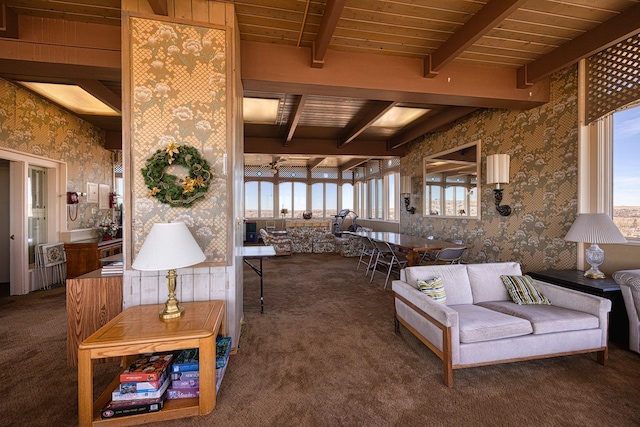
[416,276,446,304]
[500,275,551,305]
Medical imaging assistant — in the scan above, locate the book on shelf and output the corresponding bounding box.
[171,378,199,389]
[216,336,232,369]
[120,353,174,382]
[171,348,199,373]
[120,369,169,394]
[112,375,170,401]
[167,387,199,400]
[171,370,199,381]
[100,394,166,419]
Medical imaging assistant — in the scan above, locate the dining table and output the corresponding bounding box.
[347,230,470,266]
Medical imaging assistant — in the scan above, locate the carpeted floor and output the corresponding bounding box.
[1,253,639,426]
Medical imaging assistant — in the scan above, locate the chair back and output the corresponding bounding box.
[359,236,376,251]
[434,247,466,264]
[372,239,393,255]
[445,238,463,245]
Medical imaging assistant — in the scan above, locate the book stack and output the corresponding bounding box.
[167,337,232,400]
[100,353,173,419]
[101,261,124,276]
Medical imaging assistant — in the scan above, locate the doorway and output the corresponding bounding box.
[0,159,9,296]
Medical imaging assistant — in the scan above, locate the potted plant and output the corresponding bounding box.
[97,217,119,241]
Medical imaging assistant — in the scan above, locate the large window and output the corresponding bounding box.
[612,104,640,240]
[244,181,274,218]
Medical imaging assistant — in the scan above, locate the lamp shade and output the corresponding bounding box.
[132,222,206,271]
[564,213,627,244]
[401,176,412,194]
[486,154,510,185]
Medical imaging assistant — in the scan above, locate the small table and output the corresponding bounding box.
[242,246,276,313]
[78,301,225,426]
[527,269,629,345]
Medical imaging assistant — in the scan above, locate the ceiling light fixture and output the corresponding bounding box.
[243,97,280,124]
[18,82,120,116]
[371,107,429,129]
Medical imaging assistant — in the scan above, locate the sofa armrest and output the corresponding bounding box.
[533,280,612,316]
[392,279,459,329]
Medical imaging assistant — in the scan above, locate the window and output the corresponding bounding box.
[612,104,640,240]
[28,166,47,264]
[278,182,307,218]
[342,183,353,211]
[244,181,274,218]
[311,182,337,218]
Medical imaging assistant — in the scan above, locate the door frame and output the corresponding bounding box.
[1,148,66,295]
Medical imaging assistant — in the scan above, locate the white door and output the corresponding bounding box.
[0,160,9,284]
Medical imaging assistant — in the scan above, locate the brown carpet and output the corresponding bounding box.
[1,253,639,426]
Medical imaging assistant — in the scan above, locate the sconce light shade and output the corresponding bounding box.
[565,213,627,279]
[400,176,412,195]
[132,222,206,319]
[486,154,510,187]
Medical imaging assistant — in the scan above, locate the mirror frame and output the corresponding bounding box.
[422,140,481,219]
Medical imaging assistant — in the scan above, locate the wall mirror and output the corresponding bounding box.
[423,140,480,218]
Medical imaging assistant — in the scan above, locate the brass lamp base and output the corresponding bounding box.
[159,269,185,320]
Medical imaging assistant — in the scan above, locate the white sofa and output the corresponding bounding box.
[392,262,611,387]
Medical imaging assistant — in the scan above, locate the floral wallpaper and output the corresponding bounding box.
[401,66,579,272]
[0,78,114,231]
[129,17,229,264]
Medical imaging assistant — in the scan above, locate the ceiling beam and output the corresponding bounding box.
[242,41,549,110]
[340,158,369,171]
[285,94,308,145]
[75,79,122,114]
[308,157,325,170]
[311,0,346,68]
[245,137,405,157]
[338,101,395,148]
[387,107,479,150]
[0,4,18,38]
[147,0,168,16]
[425,0,526,78]
[517,2,640,88]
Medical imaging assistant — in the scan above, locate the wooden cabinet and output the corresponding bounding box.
[66,269,123,367]
[64,238,122,278]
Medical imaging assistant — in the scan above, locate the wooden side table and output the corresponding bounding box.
[527,269,629,345]
[78,301,225,426]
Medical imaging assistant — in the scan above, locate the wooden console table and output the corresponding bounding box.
[65,238,123,278]
[78,301,225,427]
[528,269,629,345]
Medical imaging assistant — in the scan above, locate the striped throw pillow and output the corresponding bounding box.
[500,275,551,305]
[416,276,446,304]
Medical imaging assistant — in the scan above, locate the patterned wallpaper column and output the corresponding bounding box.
[128,16,229,264]
[401,66,579,272]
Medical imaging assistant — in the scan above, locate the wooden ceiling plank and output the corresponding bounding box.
[340,157,368,171]
[0,4,18,38]
[245,137,405,157]
[147,0,168,16]
[517,2,640,87]
[338,101,395,148]
[312,0,346,68]
[285,94,308,145]
[387,106,479,150]
[75,78,122,114]
[425,0,528,77]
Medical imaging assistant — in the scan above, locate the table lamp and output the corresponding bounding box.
[132,222,206,319]
[564,213,627,279]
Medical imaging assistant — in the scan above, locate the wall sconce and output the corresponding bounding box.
[486,154,512,216]
[400,176,416,214]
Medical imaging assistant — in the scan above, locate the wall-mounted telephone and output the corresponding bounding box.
[67,192,79,205]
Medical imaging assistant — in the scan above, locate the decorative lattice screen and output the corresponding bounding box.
[587,34,640,124]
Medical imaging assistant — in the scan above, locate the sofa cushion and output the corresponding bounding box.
[501,275,551,305]
[466,262,522,303]
[417,276,446,304]
[478,301,600,335]
[449,304,533,343]
[404,264,473,305]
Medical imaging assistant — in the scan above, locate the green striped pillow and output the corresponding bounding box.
[500,275,551,305]
[416,276,446,304]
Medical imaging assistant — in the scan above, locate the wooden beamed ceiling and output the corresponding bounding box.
[0,0,639,168]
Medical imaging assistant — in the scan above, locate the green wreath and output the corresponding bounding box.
[142,142,212,208]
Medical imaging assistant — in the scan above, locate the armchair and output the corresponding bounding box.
[612,269,640,353]
[259,229,293,256]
